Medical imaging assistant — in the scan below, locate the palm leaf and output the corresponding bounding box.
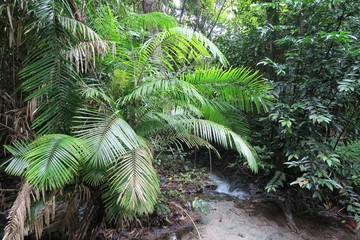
[60,16,108,73]
[121,78,206,106]
[168,27,228,66]
[24,134,84,190]
[202,101,250,136]
[2,182,32,240]
[181,118,258,172]
[181,66,273,112]
[105,141,159,215]
[120,12,177,31]
[162,133,220,158]
[19,0,107,134]
[4,140,32,176]
[124,26,228,86]
[73,109,141,179]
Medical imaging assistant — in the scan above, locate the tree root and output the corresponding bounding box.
[251,195,299,233]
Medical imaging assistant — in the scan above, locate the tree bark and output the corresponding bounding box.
[142,0,154,13]
[68,0,86,24]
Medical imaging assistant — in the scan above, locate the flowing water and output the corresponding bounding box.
[208,173,249,200]
[169,174,249,240]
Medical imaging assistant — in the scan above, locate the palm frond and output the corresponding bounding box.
[125,26,228,85]
[182,66,273,112]
[202,101,250,136]
[20,58,81,134]
[4,140,31,176]
[73,109,141,174]
[169,27,228,66]
[81,165,107,186]
[120,12,177,31]
[163,133,220,158]
[105,141,159,215]
[78,80,114,108]
[60,15,108,73]
[133,112,220,158]
[121,78,206,106]
[132,101,202,136]
[181,118,258,172]
[3,182,32,240]
[19,0,107,134]
[24,134,84,190]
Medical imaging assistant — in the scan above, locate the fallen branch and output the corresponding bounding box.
[0,189,19,192]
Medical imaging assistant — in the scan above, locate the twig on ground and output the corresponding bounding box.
[159,198,201,240]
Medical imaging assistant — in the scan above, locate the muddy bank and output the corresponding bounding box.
[183,200,359,240]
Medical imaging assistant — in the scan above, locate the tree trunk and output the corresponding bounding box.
[263,0,279,60]
[142,0,154,13]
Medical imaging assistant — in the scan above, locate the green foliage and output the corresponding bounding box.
[1,1,273,238]
[5,135,84,190]
[192,197,209,215]
[215,0,360,225]
[17,0,107,134]
[265,171,286,193]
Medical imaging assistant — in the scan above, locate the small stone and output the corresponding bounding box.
[238,233,245,238]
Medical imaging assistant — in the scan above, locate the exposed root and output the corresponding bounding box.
[251,194,299,233]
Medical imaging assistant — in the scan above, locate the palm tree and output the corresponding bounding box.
[2,2,272,239]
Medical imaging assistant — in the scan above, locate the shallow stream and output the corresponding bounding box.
[208,173,249,200]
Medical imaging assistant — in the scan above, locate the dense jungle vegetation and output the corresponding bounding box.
[0,0,359,239]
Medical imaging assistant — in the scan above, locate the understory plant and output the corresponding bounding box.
[216,0,360,227]
[1,1,272,239]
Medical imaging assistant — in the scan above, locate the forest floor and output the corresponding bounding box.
[1,167,359,239]
[183,199,359,240]
[150,162,360,240]
[123,166,360,240]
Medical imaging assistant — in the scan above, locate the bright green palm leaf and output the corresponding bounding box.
[120,12,178,31]
[24,134,84,190]
[202,101,250,136]
[4,141,32,176]
[182,66,273,112]
[121,78,206,106]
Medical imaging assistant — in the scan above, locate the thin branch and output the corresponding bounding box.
[207,0,228,38]
[179,0,187,23]
[159,198,201,240]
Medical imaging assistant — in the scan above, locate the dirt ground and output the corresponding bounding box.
[182,200,359,240]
